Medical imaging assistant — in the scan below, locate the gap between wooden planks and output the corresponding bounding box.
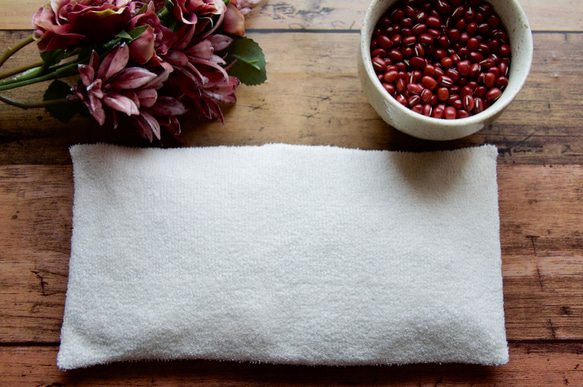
[0,163,582,344]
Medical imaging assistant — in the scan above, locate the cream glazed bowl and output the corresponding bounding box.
[357,0,533,141]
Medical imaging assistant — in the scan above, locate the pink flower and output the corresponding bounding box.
[73,43,188,141]
[172,0,226,25]
[32,0,132,52]
[153,23,240,123]
[72,44,158,125]
[133,95,188,141]
[185,70,240,122]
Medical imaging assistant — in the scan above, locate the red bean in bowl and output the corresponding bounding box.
[370,0,510,119]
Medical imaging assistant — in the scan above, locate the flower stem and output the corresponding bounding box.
[157,7,169,19]
[0,62,79,92]
[0,93,68,109]
[0,60,44,80]
[0,35,34,68]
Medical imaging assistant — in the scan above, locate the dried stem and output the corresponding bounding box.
[0,93,69,109]
[0,61,79,91]
[0,35,34,68]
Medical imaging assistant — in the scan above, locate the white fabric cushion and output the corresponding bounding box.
[58,143,508,370]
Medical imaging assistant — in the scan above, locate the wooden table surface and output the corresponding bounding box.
[1,0,582,385]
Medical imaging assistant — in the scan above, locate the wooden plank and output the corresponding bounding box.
[0,0,581,32]
[0,166,72,344]
[0,343,582,385]
[0,0,41,30]
[1,164,582,343]
[499,165,583,341]
[1,31,582,165]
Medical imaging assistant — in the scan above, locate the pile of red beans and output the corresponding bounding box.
[370,0,511,119]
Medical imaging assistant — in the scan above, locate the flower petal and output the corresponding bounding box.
[98,44,130,82]
[92,107,107,126]
[136,88,158,108]
[87,79,104,99]
[163,50,189,67]
[142,70,169,90]
[129,26,155,65]
[78,63,94,86]
[149,96,188,116]
[133,115,153,142]
[171,24,196,51]
[187,57,229,80]
[207,34,233,51]
[223,4,245,37]
[103,93,140,116]
[140,111,161,140]
[109,67,157,90]
[185,40,213,60]
[210,54,226,65]
[36,29,85,52]
[88,50,99,72]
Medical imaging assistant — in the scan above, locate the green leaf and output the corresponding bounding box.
[129,25,149,40]
[43,80,87,123]
[225,36,267,86]
[115,30,133,40]
[115,25,148,43]
[40,49,66,67]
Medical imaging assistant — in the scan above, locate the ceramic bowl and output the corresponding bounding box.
[357,0,533,141]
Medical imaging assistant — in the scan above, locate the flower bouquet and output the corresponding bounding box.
[0,0,266,142]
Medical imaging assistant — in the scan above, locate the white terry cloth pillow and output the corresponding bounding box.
[58,143,508,370]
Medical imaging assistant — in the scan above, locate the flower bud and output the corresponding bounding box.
[129,26,155,65]
[223,4,245,36]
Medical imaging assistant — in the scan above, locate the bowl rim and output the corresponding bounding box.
[360,0,534,129]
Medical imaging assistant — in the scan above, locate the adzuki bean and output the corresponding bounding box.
[370,0,511,119]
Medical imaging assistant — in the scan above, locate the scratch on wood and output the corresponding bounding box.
[527,235,539,256]
[535,265,545,290]
[511,130,539,153]
[562,145,573,154]
[527,235,545,290]
[31,270,49,297]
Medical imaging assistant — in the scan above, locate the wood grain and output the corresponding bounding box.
[0,0,581,32]
[0,343,582,386]
[1,164,582,344]
[499,165,583,341]
[0,31,582,165]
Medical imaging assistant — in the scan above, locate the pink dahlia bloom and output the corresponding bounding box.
[73,43,186,140]
[32,0,132,52]
[157,24,240,123]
